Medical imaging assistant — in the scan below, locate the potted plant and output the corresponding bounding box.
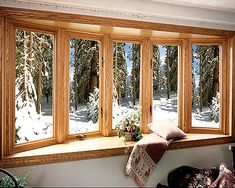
[115,110,143,142]
[0,168,34,188]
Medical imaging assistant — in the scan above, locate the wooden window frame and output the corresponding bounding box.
[0,7,234,164]
[149,39,183,130]
[64,31,104,141]
[186,39,228,134]
[3,19,59,155]
[109,36,146,135]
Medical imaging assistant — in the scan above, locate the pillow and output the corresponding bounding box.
[210,163,235,188]
[148,120,186,140]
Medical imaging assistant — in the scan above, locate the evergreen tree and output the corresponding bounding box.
[70,38,99,110]
[195,45,219,112]
[113,42,127,105]
[128,43,140,105]
[152,45,162,95]
[164,46,178,99]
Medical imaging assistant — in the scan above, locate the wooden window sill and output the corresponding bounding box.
[0,134,234,168]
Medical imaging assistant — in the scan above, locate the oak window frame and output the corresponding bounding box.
[186,39,228,135]
[149,39,183,130]
[64,31,104,141]
[0,7,234,166]
[3,19,59,155]
[109,36,146,136]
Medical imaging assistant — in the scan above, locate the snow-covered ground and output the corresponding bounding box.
[69,105,98,134]
[16,92,219,144]
[16,98,53,144]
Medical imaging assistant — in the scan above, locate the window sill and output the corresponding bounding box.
[0,134,234,168]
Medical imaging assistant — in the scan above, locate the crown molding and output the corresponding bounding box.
[1,0,235,31]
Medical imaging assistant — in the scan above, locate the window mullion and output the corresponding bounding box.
[140,39,151,134]
[55,29,66,143]
[182,39,191,133]
[102,35,113,136]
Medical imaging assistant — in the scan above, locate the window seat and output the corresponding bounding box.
[0,134,233,168]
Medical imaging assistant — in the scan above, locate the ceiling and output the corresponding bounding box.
[1,0,235,31]
[150,0,235,12]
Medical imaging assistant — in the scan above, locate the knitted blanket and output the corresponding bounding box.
[125,133,172,186]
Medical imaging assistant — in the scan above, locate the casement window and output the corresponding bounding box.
[151,43,179,127]
[66,33,102,139]
[112,41,141,130]
[3,22,58,155]
[186,40,228,134]
[15,29,54,144]
[0,9,234,167]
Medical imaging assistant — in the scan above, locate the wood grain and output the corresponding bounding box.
[140,39,151,133]
[182,39,190,132]
[188,39,227,134]
[0,6,234,37]
[229,37,235,138]
[55,28,66,143]
[102,35,113,136]
[0,17,4,159]
[0,134,233,168]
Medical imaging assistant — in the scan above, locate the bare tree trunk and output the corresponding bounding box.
[132,53,136,106]
[166,48,170,99]
[23,31,28,100]
[36,62,42,114]
[199,48,203,112]
[89,41,98,94]
[29,32,33,73]
[74,41,78,111]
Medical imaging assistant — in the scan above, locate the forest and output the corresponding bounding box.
[15,31,220,143]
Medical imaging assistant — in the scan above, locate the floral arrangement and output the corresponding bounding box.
[115,109,143,142]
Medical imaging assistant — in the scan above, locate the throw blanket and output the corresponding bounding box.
[125,133,172,187]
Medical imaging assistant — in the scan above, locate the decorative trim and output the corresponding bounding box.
[1,0,235,31]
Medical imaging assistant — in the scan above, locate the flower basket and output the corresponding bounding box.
[124,132,133,141]
[115,109,143,142]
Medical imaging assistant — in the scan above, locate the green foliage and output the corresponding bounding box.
[115,109,143,142]
[0,168,34,188]
[193,45,219,110]
[15,126,21,143]
[70,38,99,107]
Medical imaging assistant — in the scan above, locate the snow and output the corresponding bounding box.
[152,92,178,126]
[15,98,53,144]
[16,91,220,144]
[69,105,99,134]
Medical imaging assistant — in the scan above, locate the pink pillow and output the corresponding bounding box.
[210,163,235,188]
[148,120,186,140]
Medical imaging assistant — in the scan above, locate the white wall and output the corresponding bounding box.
[7,143,233,187]
[1,0,235,31]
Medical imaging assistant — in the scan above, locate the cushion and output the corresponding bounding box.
[167,165,219,188]
[210,163,235,188]
[148,120,186,140]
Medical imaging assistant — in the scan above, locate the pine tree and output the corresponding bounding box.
[194,45,219,112]
[70,38,99,109]
[164,46,178,99]
[113,42,127,105]
[128,43,140,105]
[152,45,162,95]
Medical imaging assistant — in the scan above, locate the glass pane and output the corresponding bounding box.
[15,30,54,144]
[192,45,220,128]
[112,42,140,129]
[152,45,178,126]
[69,38,100,134]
